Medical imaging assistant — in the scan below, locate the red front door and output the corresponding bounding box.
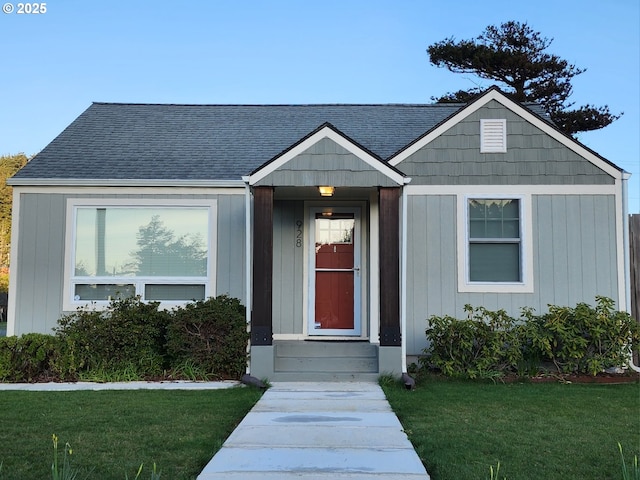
[312,212,359,334]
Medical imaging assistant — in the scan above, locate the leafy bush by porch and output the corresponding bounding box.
[0,295,249,382]
[166,295,249,379]
[422,296,640,378]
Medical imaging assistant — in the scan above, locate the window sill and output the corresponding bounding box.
[458,282,534,294]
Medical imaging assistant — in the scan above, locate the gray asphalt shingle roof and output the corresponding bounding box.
[13,103,469,182]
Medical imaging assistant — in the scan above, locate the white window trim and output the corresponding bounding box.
[457,193,534,293]
[480,119,507,153]
[63,198,217,311]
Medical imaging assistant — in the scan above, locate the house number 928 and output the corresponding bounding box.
[295,220,303,247]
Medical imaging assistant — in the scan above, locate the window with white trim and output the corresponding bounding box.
[468,198,520,282]
[480,119,507,152]
[457,194,533,293]
[65,200,216,309]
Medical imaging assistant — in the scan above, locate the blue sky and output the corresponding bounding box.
[1,0,638,212]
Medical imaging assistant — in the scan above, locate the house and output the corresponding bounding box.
[6,87,632,380]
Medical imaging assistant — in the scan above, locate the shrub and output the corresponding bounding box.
[0,333,59,382]
[166,295,249,380]
[522,296,640,376]
[422,297,640,378]
[422,305,523,378]
[55,296,170,378]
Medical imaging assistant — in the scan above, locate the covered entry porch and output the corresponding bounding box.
[243,125,409,381]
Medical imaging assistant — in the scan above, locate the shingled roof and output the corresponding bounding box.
[12,103,472,183]
[12,88,558,185]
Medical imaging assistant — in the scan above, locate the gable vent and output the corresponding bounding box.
[480,119,507,153]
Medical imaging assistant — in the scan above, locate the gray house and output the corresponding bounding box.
[7,87,632,380]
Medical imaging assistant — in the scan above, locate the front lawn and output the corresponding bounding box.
[383,376,640,480]
[0,387,262,479]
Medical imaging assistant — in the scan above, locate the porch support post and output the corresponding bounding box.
[379,187,401,346]
[251,186,273,346]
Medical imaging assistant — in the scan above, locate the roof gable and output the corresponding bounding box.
[389,87,623,180]
[247,123,406,187]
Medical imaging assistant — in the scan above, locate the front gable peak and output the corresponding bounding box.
[247,123,406,187]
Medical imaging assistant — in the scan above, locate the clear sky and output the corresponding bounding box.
[1,0,638,212]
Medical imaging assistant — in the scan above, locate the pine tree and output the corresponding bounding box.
[427,21,621,136]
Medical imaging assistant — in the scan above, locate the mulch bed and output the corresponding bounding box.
[502,371,640,384]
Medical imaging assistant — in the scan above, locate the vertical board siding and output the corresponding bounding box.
[630,215,640,328]
[405,194,619,356]
[216,194,246,300]
[272,200,304,335]
[14,194,65,335]
[13,191,245,336]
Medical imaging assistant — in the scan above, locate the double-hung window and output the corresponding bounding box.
[64,199,217,309]
[458,194,533,293]
[468,198,521,282]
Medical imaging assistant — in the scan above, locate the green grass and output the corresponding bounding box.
[383,376,640,480]
[0,387,263,479]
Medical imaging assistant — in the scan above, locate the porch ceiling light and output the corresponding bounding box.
[318,186,335,197]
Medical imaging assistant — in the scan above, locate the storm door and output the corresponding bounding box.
[309,207,361,336]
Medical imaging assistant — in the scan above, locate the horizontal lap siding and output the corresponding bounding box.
[13,192,245,336]
[405,194,618,356]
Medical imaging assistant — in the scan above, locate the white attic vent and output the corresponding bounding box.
[480,119,507,153]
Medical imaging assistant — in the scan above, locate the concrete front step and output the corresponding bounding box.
[268,371,381,382]
[275,340,377,356]
[272,341,379,381]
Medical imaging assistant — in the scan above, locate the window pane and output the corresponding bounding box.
[315,214,354,245]
[470,243,520,282]
[75,207,208,277]
[502,219,520,238]
[74,284,135,301]
[145,284,206,301]
[468,199,520,239]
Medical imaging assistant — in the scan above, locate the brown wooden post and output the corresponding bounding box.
[379,187,401,346]
[251,187,273,345]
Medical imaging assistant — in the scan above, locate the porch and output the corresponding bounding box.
[244,125,409,381]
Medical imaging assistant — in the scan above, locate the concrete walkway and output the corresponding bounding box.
[197,382,430,479]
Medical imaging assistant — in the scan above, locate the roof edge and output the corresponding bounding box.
[7,178,246,188]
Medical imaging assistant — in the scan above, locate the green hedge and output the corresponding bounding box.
[55,296,170,379]
[0,333,60,382]
[166,295,248,380]
[0,295,249,382]
[422,296,640,378]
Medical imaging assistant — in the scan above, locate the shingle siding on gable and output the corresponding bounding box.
[398,101,614,185]
[253,137,400,187]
